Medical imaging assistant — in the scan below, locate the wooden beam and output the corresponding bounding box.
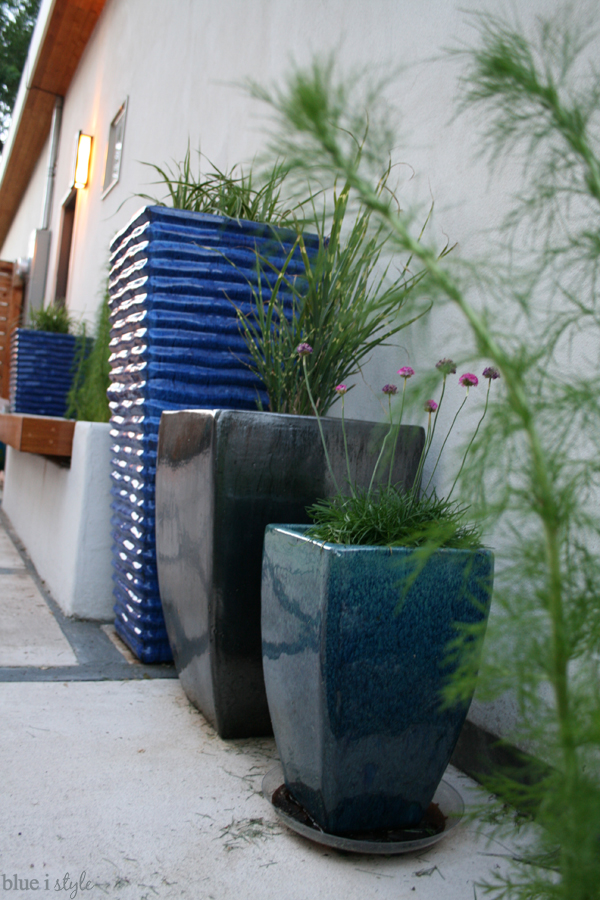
[0,413,75,457]
[0,92,57,245]
[30,0,108,97]
[0,0,108,248]
[0,261,24,399]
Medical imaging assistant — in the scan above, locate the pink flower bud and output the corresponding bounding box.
[382,384,398,395]
[459,373,478,388]
[483,366,500,380]
[335,384,348,395]
[424,399,438,413]
[397,366,415,379]
[436,358,457,375]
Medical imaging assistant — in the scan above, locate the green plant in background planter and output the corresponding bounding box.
[66,292,110,422]
[29,299,71,332]
[138,145,299,224]
[235,172,442,416]
[255,7,600,895]
[16,296,109,422]
[11,300,78,417]
[262,346,498,834]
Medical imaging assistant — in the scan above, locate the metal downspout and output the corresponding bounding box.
[25,95,63,317]
[41,96,63,230]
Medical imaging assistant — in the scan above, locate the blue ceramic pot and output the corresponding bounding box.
[10,329,78,417]
[261,525,494,834]
[108,205,320,664]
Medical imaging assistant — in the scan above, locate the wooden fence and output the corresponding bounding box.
[0,261,23,401]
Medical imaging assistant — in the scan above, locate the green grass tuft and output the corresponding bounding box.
[306,488,483,549]
[29,301,71,333]
[65,294,110,422]
[236,172,440,416]
[138,145,299,224]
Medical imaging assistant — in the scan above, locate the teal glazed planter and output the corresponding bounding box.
[261,525,494,834]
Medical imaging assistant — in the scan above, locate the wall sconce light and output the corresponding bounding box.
[73,132,92,189]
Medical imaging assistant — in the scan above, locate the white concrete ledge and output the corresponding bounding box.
[3,420,114,620]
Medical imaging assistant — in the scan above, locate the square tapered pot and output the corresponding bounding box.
[156,409,424,738]
[262,524,494,833]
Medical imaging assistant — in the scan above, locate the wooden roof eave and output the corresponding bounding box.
[0,0,108,250]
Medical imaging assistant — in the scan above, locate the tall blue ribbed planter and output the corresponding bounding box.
[262,524,494,834]
[10,329,77,417]
[108,206,318,663]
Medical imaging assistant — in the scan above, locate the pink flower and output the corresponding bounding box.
[424,399,438,413]
[296,343,313,357]
[382,384,398,395]
[397,366,415,379]
[459,373,478,388]
[335,384,348,395]
[483,366,500,380]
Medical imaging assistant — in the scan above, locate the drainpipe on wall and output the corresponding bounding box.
[24,95,63,320]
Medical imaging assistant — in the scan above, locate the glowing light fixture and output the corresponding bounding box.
[73,132,92,189]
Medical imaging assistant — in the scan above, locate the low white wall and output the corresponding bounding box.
[3,421,114,620]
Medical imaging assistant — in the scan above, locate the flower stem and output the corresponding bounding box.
[425,389,467,495]
[411,410,434,502]
[302,356,341,494]
[369,395,394,493]
[447,380,491,501]
[340,395,355,497]
[387,380,407,489]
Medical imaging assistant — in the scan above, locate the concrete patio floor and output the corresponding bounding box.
[0,495,524,900]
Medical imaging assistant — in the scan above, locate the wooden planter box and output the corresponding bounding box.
[0,413,75,457]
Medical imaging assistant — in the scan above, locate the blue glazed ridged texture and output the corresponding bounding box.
[108,206,318,663]
[10,329,77,417]
[262,525,494,834]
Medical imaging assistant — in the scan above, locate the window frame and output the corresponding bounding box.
[101,98,128,199]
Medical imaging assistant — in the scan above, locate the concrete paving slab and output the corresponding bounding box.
[0,571,78,667]
[0,527,26,568]
[0,680,526,900]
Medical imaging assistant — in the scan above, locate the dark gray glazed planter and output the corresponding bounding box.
[261,524,494,834]
[156,409,424,738]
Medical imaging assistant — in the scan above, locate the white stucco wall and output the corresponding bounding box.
[0,0,537,319]
[2,421,114,620]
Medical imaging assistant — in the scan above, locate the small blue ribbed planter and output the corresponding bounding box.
[108,206,318,664]
[262,525,494,834]
[10,329,77,417]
